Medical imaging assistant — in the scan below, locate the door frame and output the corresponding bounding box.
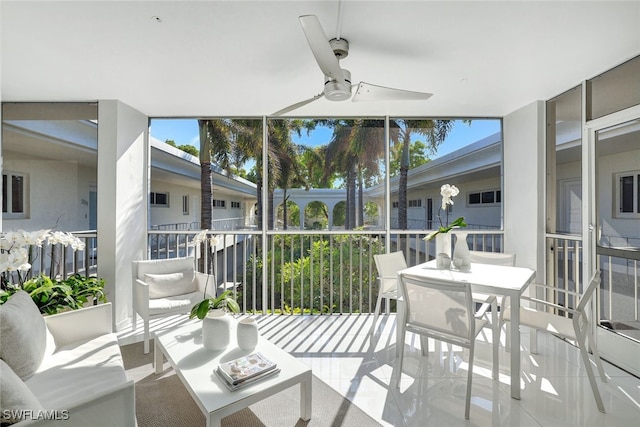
[585,104,640,376]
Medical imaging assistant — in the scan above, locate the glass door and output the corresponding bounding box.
[591,114,640,376]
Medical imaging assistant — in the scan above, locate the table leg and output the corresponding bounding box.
[510,295,521,399]
[396,275,404,358]
[396,299,404,358]
[154,338,163,375]
[207,414,221,427]
[300,372,312,421]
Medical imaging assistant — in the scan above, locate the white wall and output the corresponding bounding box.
[149,181,199,227]
[97,100,148,331]
[503,101,545,275]
[1,159,92,231]
[403,176,502,230]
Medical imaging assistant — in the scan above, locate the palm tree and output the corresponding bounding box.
[324,120,358,229]
[197,119,235,230]
[392,119,457,230]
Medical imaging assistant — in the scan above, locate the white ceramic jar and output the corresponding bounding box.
[236,317,259,350]
[202,309,231,351]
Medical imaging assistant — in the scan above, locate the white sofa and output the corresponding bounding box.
[0,291,135,426]
[132,256,215,353]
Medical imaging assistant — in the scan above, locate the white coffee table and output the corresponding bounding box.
[154,320,312,427]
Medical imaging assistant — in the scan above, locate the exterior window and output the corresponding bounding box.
[616,172,640,217]
[182,195,189,215]
[392,201,399,208]
[150,192,169,207]
[408,199,422,208]
[213,199,226,208]
[468,190,500,206]
[231,201,241,209]
[481,191,494,204]
[2,172,26,217]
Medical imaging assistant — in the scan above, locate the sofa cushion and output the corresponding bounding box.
[25,333,126,410]
[0,290,47,380]
[0,359,43,424]
[148,291,203,316]
[145,268,195,299]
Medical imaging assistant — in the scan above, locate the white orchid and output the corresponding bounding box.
[423,183,467,241]
[0,229,87,280]
[440,184,460,210]
[189,230,221,250]
[189,229,209,247]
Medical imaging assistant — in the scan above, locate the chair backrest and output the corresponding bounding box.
[469,250,516,266]
[576,271,601,314]
[132,257,195,280]
[373,251,408,293]
[400,273,475,343]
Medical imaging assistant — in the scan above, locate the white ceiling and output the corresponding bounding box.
[2,1,639,118]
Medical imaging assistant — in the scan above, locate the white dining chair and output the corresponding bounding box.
[370,251,407,334]
[467,250,515,378]
[395,273,494,419]
[502,271,607,412]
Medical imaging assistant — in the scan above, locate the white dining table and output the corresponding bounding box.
[397,260,536,400]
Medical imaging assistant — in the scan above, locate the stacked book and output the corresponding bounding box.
[215,352,279,391]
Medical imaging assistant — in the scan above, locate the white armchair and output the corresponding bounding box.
[370,251,407,334]
[502,271,607,412]
[395,273,494,419]
[132,257,215,353]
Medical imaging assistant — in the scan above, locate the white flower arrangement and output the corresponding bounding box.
[189,229,221,250]
[424,184,467,241]
[0,229,86,283]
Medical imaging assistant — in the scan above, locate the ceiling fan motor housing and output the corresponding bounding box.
[324,68,352,101]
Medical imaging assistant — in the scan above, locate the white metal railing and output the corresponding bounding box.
[545,234,640,336]
[147,229,505,315]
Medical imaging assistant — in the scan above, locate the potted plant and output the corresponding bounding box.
[189,290,240,320]
[422,184,468,268]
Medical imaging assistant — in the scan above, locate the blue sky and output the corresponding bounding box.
[149,118,501,160]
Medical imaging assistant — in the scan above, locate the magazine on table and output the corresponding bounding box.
[215,366,281,391]
[217,352,277,385]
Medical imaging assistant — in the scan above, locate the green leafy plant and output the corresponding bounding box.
[189,290,240,320]
[0,274,106,315]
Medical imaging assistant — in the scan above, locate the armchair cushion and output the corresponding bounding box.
[145,268,195,299]
[148,291,203,316]
[0,359,43,423]
[0,291,48,380]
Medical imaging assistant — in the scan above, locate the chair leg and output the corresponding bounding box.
[491,299,499,380]
[576,332,606,413]
[420,335,429,357]
[132,312,138,333]
[587,326,607,382]
[505,321,511,352]
[465,344,475,419]
[369,294,383,335]
[530,329,538,354]
[143,319,150,354]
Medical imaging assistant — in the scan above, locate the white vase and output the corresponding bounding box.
[435,232,452,258]
[452,232,471,271]
[202,309,231,351]
[237,317,259,350]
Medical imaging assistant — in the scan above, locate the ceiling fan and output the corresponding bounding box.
[272,14,433,116]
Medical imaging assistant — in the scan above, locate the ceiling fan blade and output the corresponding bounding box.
[271,93,324,116]
[352,82,433,102]
[299,15,345,85]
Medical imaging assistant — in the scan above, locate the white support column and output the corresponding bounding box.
[503,101,546,275]
[97,100,148,331]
